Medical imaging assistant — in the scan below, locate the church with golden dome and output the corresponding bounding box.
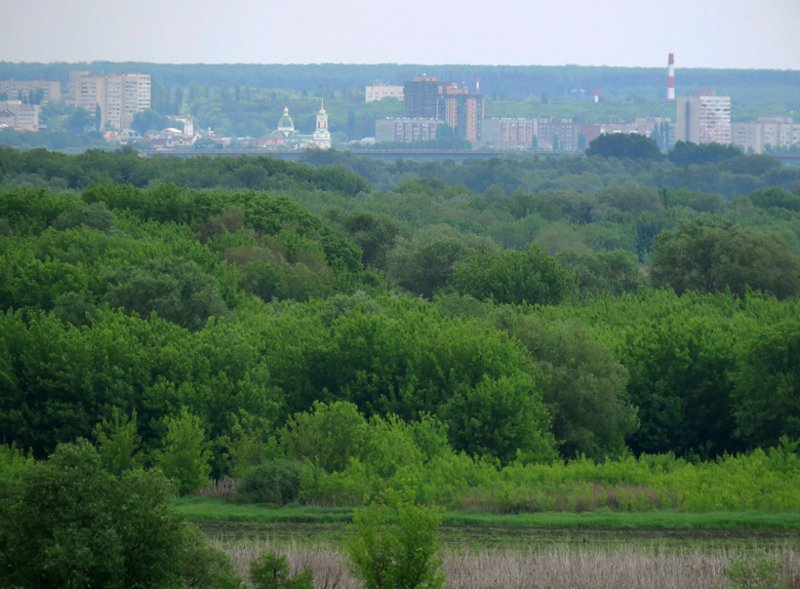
[263,102,331,150]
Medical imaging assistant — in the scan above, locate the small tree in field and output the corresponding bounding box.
[348,491,444,589]
[250,552,313,589]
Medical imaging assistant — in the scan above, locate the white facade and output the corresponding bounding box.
[481,118,535,149]
[0,100,40,131]
[676,94,731,145]
[365,84,404,103]
[69,71,151,130]
[733,117,800,154]
[375,117,440,143]
[312,101,332,149]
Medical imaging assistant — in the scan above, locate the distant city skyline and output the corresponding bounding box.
[2,0,799,70]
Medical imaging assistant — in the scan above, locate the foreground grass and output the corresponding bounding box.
[217,541,800,589]
[174,497,800,530]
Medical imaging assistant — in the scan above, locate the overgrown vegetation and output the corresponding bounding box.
[1,146,799,584]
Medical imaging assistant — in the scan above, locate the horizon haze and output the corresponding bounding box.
[2,0,799,70]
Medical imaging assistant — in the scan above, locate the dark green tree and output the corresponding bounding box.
[668,141,741,166]
[651,220,800,299]
[0,440,194,588]
[330,210,402,269]
[556,249,641,297]
[235,459,303,505]
[732,320,800,447]
[386,227,491,298]
[452,244,573,305]
[586,133,663,160]
[104,258,228,330]
[494,312,637,459]
[131,109,167,136]
[66,107,94,134]
[749,187,800,212]
[619,313,738,456]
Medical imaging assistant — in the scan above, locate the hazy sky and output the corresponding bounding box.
[2,0,799,69]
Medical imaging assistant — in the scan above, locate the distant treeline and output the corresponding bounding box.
[2,61,800,103]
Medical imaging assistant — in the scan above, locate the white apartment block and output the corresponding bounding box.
[375,117,440,143]
[481,118,535,149]
[676,94,731,145]
[69,71,151,130]
[365,84,404,102]
[732,117,800,154]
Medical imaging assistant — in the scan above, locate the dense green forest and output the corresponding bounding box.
[3,144,800,584]
[1,145,799,473]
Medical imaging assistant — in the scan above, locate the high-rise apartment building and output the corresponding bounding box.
[69,71,151,130]
[676,93,731,145]
[403,76,448,119]
[439,83,484,143]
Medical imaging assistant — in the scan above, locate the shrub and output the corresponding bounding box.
[348,491,444,589]
[236,459,303,504]
[0,440,188,588]
[726,553,785,589]
[250,552,314,589]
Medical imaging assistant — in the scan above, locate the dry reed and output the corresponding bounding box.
[215,537,800,589]
[197,478,237,500]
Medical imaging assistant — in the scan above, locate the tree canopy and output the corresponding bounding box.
[586,133,663,160]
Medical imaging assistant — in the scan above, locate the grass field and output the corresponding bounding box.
[180,497,800,587]
[175,496,800,531]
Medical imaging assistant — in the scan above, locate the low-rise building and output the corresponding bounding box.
[365,84,404,102]
[375,117,442,143]
[0,79,61,104]
[0,100,40,131]
[481,118,535,149]
[581,117,674,151]
[733,117,800,154]
[535,116,579,151]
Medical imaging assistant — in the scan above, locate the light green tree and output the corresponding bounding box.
[94,408,143,475]
[348,491,444,589]
[155,407,211,495]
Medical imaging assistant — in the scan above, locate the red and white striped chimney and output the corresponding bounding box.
[594,87,599,103]
[667,53,675,101]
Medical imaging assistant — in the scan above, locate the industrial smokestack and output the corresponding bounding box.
[667,53,675,101]
[594,88,599,103]
[476,76,480,94]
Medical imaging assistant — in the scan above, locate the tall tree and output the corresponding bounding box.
[651,220,800,299]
